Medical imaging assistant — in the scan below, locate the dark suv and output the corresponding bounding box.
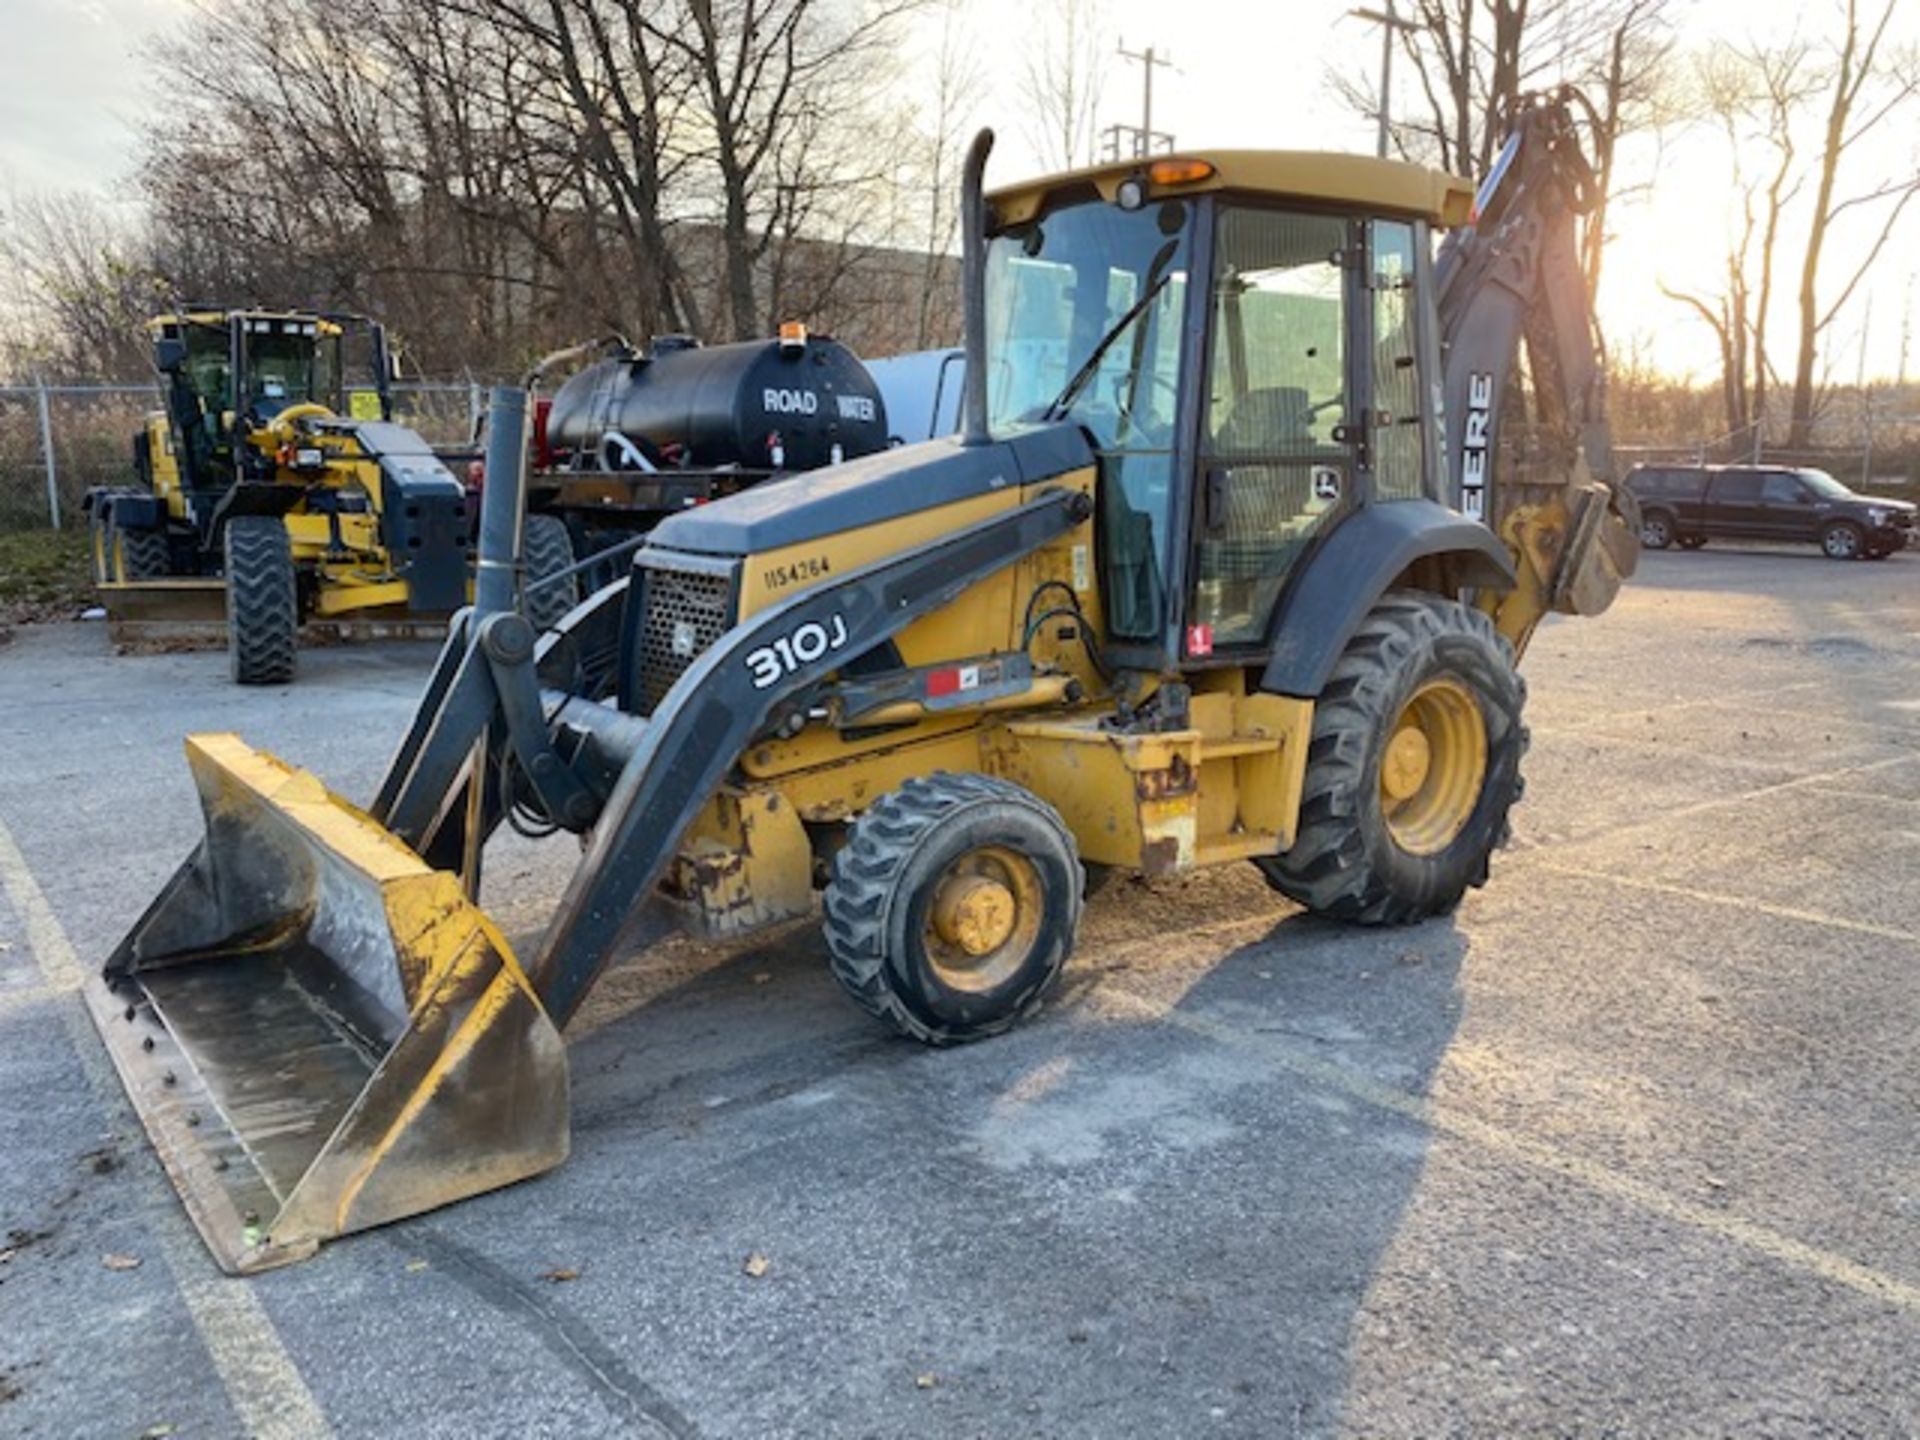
[1626,464,1916,560]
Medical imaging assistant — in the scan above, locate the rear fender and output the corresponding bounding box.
[1260,499,1515,698]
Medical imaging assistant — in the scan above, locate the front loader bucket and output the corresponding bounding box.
[89,733,568,1274]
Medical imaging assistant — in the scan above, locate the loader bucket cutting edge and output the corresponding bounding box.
[89,732,569,1274]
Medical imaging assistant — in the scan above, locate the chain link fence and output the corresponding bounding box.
[0,381,488,533]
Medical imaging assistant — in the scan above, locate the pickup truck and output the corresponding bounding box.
[1626,464,1916,560]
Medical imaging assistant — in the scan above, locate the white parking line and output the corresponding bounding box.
[1531,861,1920,948]
[0,814,334,1440]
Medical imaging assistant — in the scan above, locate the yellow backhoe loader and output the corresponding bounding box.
[91,95,1637,1273]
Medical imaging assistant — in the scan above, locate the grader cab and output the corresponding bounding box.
[92,97,1636,1272]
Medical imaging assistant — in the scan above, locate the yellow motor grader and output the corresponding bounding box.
[91,96,1636,1272]
[85,309,578,683]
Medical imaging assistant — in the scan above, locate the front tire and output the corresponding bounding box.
[225,517,297,685]
[1257,594,1527,923]
[1822,521,1864,560]
[824,773,1080,1045]
[1640,511,1675,549]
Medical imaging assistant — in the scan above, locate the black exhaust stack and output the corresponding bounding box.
[960,128,994,448]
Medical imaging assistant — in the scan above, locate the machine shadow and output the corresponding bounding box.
[1119,901,1469,1433]
[532,871,1468,1436]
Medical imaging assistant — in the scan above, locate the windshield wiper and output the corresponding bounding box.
[1043,238,1178,422]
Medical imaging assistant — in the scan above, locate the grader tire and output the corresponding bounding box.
[106,513,170,581]
[824,772,1080,1045]
[522,514,579,631]
[225,517,297,686]
[1257,593,1527,924]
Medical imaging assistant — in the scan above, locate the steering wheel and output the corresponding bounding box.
[1111,370,1181,446]
[260,401,333,445]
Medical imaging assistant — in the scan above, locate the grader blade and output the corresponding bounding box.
[90,733,567,1274]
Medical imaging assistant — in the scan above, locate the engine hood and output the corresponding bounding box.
[644,424,1094,558]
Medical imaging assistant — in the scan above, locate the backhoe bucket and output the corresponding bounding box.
[89,733,568,1274]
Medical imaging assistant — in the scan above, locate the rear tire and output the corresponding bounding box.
[1256,594,1527,923]
[1640,511,1675,549]
[225,517,297,685]
[522,514,579,631]
[108,515,170,581]
[1821,521,1864,560]
[824,772,1080,1045]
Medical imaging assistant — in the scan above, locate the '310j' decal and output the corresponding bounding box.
[744,614,850,689]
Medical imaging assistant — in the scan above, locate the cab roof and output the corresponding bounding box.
[988,150,1474,228]
[147,310,346,336]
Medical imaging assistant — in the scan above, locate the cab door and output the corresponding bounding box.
[1757,470,1818,540]
[1186,206,1356,656]
[1708,472,1765,537]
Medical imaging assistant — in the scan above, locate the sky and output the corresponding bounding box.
[2,0,1917,383]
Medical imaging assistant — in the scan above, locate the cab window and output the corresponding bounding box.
[1370,219,1426,501]
[986,193,1194,641]
[1190,206,1349,650]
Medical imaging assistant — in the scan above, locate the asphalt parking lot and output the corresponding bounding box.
[1,544,1916,1438]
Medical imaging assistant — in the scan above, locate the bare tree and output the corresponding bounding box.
[1785,0,1920,445]
[913,0,985,346]
[0,190,158,378]
[1333,0,1673,225]
[1660,44,1815,452]
[642,0,920,342]
[1020,0,1109,172]
[1577,0,1677,301]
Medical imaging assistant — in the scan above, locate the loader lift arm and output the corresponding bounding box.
[1434,90,1638,652]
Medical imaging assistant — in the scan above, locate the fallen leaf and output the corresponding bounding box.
[404,1258,430,1273]
[0,940,12,952]
[752,972,772,985]
[0,1247,15,1265]
[742,1253,770,1278]
[140,1425,175,1438]
[1704,1175,1727,1190]
[543,1267,580,1283]
[102,1253,142,1271]
[915,1373,938,1390]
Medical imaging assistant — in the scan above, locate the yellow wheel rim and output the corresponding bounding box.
[923,845,1044,993]
[1380,677,1487,856]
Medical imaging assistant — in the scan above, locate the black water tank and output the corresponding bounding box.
[544,335,888,472]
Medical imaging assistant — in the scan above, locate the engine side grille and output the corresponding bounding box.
[639,559,734,711]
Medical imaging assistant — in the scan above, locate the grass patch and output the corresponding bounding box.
[0,527,95,624]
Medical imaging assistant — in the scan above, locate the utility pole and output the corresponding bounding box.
[1857,293,1874,488]
[1350,1,1421,158]
[1899,271,1913,388]
[1100,40,1176,161]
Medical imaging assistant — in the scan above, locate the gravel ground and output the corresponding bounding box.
[0,544,1915,1439]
